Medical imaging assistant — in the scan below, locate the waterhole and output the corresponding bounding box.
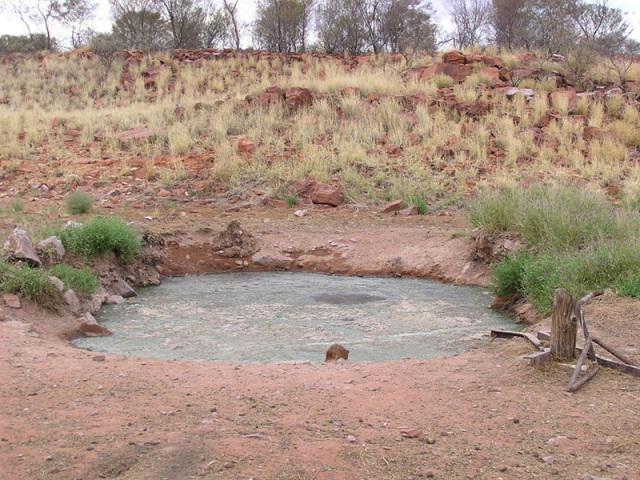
[74,272,518,363]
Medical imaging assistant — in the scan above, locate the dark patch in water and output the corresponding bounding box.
[313,293,385,305]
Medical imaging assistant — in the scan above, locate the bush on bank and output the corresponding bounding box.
[59,217,141,264]
[470,186,640,314]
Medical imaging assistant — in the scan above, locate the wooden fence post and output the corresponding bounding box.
[550,289,578,360]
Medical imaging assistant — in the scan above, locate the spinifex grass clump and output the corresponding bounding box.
[66,191,93,215]
[0,262,62,309]
[59,217,141,264]
[470,185,640,314]
[468,185,635,251]
[48,264,98,294]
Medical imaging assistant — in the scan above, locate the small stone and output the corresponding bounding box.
[48,276,65,292]
[310,183,344,207]
[293,209,307,217]
[325,344,349,362]
[37,237,65,263]
[63,289,81,313]
[3,294,21,309]
[106,295,125,305]
[542,455,555,465]
[79,314,111,337]
[399,205,419,217]
[346,435,357,444]
[112,279,137,298]
[3,228,41,266]
[400,429,423,439]
[92,355,106,362]
[382,200,404,213]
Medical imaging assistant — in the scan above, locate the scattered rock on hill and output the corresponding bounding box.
[472,229,522,264]
[400,205,419,216]
[214,221,260,258]
[382,200,404,213]
[442,51,466,65]
[3,228,41,267]
[284,87,313,111]
[406,63,473,83]
[550,89,577,113]
[37,237,65,264]
[48,276,65,292]
[237,138,255,155]
[115,127,157,143]
[310,183,344,207]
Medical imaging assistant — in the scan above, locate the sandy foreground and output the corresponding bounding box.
[1,214,639,480]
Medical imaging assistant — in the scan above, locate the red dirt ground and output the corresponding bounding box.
[1,213,640,480]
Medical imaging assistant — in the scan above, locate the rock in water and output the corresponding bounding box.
[3,228,41,266]
[112,279,137,298]
[325,344,349,362]
[79,312,112,337]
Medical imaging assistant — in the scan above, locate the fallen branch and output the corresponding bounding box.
[490,329,543,350]
[568,336,593,390]
[592,336,637,367]
[567,365,600,393]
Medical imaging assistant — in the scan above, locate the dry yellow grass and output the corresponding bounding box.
[0,51,639,206]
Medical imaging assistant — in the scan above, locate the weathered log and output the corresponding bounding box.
[592,336,637,367]
[568,336,592,389]
[524,349,552,366]
[490,329,543,350]
[567,365,600,393]
[550,289,578,360]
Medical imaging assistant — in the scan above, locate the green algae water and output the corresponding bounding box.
[74,272,518,363]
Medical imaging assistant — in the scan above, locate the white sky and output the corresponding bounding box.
[1,0,639,48]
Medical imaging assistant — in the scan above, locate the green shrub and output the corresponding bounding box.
[59,217,141,263]
[474,185,640,313]
[48,264,99,295]
[468,185,638,251]
[498,241,640,314]
[10,198,23,214]
[412,196,428,215]
[492,254,529,298]
[66,191,93,214]
[285,194,298,207]
[617,273,640,298]
[1,266,61,309]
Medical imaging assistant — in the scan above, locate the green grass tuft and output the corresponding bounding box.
[492,253,529,298]
[59,217,141,263]
[468,185,639,252]
[411,196,428,215]
[475,185,640,313]
[66,191,93,215]
[48,264,99,295]
[285,194,298,207]
[1,265,61,309]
